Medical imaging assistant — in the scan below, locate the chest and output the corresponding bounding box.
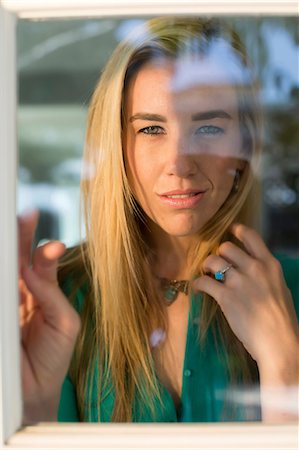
[153,296,190,410]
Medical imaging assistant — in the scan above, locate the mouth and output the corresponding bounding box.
[158,189,207,208]
[163,192,200,199]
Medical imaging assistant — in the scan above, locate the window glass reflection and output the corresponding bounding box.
[18,16,299,424]
[17,17,299,253]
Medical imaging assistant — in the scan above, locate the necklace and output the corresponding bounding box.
[159,277,190,305]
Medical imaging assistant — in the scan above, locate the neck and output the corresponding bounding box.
[146,223,199,280]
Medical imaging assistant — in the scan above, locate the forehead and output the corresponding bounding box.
[125,60,239,116]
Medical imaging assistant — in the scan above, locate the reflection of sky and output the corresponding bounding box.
[117,19,299,105]
[261,22,299,103]
[18,21,115,70]
[115,19,145,42]
[170,38,252,91]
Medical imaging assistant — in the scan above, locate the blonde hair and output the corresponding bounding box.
[60,16,262,422]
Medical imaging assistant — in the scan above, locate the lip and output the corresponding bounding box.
[158,189,207,209]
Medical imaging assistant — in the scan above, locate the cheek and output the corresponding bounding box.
[216,155,237,171]
[203,154,237,175]
[192,129,242,161]
[124,132,139,190]
[124,144,155,200]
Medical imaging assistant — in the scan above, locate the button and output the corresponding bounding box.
[184,369,192,377]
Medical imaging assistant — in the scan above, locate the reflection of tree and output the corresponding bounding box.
[269,106,299,158]
[263,99,299,194]
[229,16,298,100]
[262,96,299,255]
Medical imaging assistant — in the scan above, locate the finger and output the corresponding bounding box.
[32,241,66,283]
[203,254,235,282]
[231,223,272,262]
[192,274,227,306]
[19,278,36,325]
[218,241,253,272]
[18,210,39,269]
[22,267,80,338]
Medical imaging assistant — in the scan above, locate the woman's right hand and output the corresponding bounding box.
[19,211,81,423]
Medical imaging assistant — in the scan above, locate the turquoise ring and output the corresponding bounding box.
[214,264,232,282]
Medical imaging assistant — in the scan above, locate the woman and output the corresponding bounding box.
[20,17,299,424]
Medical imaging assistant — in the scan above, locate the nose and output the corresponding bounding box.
[165,135,198,178]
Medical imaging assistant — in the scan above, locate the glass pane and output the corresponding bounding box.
[18,16,299,424]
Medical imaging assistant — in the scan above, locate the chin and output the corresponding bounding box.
[168,229,200,238]
[160,220,204,238]
[146,210,209,238]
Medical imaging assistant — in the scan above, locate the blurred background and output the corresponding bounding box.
[17,16,299,254]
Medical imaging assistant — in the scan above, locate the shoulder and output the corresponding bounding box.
[58,244,91,315]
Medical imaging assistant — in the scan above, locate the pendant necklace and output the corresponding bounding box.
[158,277,190,305]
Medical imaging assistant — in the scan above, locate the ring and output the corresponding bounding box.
[214,264,232,282]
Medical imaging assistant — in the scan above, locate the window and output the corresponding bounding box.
[1,1,298,447]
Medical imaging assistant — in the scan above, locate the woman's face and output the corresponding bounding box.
[123,59,245,238]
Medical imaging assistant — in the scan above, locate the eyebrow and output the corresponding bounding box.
[191,110,232,120]
[129,113,167,123]
[129,110,232,123]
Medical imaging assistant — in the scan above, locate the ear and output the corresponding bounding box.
[232,168,241,193]
[236,156,247,171]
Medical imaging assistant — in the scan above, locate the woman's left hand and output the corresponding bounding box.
[193,223,299,382]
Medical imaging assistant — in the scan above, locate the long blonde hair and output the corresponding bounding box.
[59,17,262,422]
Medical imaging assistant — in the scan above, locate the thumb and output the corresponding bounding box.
[32,241,66,283]
[22,266,80,337]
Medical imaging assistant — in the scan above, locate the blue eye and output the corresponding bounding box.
[139,126,165,135]
[195,125,224,136]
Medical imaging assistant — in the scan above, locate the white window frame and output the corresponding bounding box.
[0,1,298,448]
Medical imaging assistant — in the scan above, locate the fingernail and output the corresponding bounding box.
[37,239,51,247]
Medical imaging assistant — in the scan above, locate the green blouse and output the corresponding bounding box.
[57,254,299,423]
